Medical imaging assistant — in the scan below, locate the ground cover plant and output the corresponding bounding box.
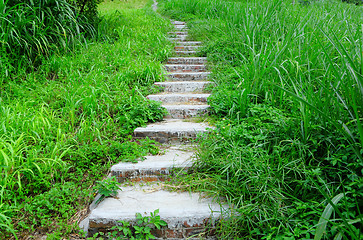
[0,0,173,238]
[159,0,362,238]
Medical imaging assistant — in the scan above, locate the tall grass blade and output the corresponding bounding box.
[314,193,344,240]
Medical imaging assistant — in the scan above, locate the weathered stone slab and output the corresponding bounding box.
[167,57,207,65]
[134,119,213,143]
[168,31,188,36]
[175,50,197,56]
[164,64,207,72]
[168,35,188,41]
[175,45,200,51]
[111,147,194,182]
[165,72,210,81]
[175,25,187,30]
[147,93,210,104]
[88,184,226,238]
[176,41,202,46]
[155,81,211,93]
[171,20,186,25]
[163,105,210,119]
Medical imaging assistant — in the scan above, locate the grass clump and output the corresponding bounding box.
[0,0,172,238]
[160,0,362,238]
[0,0,97,76]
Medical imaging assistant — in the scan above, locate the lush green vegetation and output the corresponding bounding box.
[0,0,172,238]
[1,0,362,239]
[159,0,362,238]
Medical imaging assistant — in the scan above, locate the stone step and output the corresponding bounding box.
[87,183,224,238]
[147,93,210,104]
[134,119,213,143]
[165,72,210,81]
[164,105,210,119]
[175,45,200,51]
[168,31,188,36]
[164,64,207,72]
[155,81,211,93]
[175,25,187,30]
[175,50,197,56]
[175,51,197,56]
[168,35,188,42]
[177,41,202,46]
[167,57,207,65]
[111,146,194,183]
[171,20,186,25]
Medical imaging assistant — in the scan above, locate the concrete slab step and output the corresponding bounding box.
[177,41,202,46]
[164,105,210,119]
[175,45,200,51]
[164,64,207,72]
[175,25,187,30]
[168,31,188,36]
[175,50,197,56]
[171,20,186,25]
[167,57,207,65]
[87,183,225,238]
[155,81,211,92]
[111,147,194,183]
[168,35,188,42]
[166,72,210,81]
[134,119,213,143]
[147,93,210,104]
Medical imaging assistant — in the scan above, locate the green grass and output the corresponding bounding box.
[0,0,96,76]
[0,0,173,238]
[159,0,362,238]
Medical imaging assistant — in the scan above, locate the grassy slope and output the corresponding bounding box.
[159,0,363,239]
[0,0,172,239]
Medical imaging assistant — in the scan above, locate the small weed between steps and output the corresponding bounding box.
[94,177,121,205]
[89,209,167,240]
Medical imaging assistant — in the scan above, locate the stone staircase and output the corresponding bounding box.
[81,20,224,239]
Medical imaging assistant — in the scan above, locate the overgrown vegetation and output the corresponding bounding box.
[160,0,362,238]
[92,209,167,239]
[0,0,172,238]
[0,0,95,76]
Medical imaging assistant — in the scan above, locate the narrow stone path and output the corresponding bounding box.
[81,20,223,239]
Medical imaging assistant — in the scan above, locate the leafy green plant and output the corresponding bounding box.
[94,176,121,204]
[92,209,167,240]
